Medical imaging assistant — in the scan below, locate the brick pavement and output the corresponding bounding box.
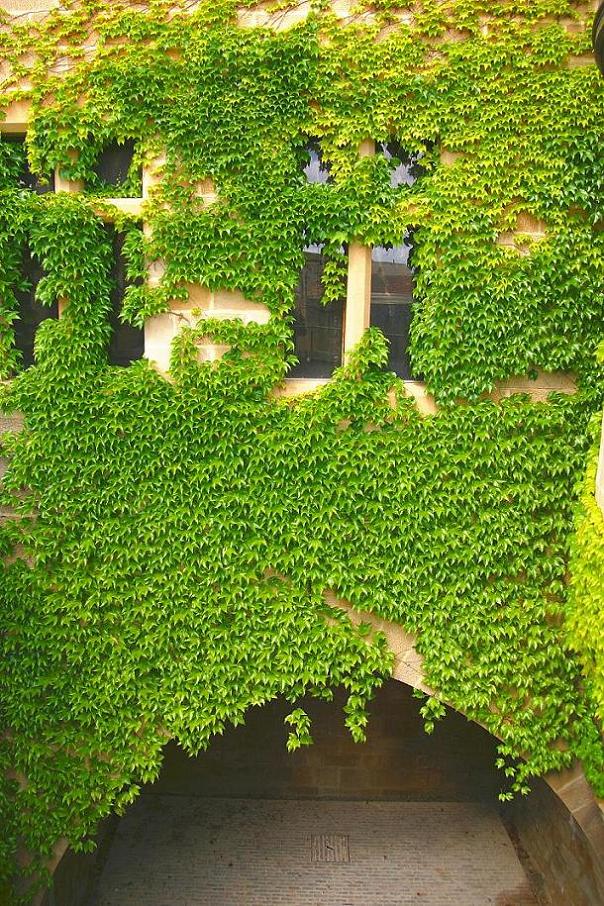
[87,797,539,906]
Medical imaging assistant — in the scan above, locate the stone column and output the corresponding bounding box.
[343,139,374,362]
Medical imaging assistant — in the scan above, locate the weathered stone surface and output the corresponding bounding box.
[86,798,538,906]
[0,0,59,16]
[506,775,604,906]
[150,684,502,802]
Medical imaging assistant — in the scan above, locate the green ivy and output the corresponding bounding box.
[568,417,604,728]
[0,0,603,901]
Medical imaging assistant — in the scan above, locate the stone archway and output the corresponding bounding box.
[330,594,604,905]
[42,674,602,906]
[79,683,533,906]
[38,594,604,906]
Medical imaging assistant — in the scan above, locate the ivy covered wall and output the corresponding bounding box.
[569,415,604,728]
[0,0,604,901]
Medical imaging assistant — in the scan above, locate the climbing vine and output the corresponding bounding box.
[0,0,604,901]
[568,414,604,727]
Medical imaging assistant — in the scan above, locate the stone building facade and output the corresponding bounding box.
[1,1,604,904]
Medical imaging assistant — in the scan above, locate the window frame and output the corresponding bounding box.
[0,115,146,370]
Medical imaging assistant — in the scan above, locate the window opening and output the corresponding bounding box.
[370,240,419,380]
[301,138,332,185]
[93,139,139,189]
[2,134,55,193]
[14,246,57,368]
[105,225,144,366]
[379,140,425,188]
[290,243,344,378]
[370,140,426,379]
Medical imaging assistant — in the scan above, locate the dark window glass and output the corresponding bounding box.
[370,242,420,380]
[4,137,57,367]
[290,245,344,378]
[302,139,332,185]
[3,134,55,193]
[94,139,137,187]
[105,226,144,366]
[379,140,424,188]
[14,247,57,368]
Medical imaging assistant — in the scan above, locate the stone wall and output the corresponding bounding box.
[505,776,604,906]
[40,817,117,906]
[0,1,58,14]
[150,682,502,802]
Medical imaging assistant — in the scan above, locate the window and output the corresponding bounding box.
[1,135,57,368]
[93,139,139,189]
[290,245,344,378]
[3,134,55,193]
[370,240,419,380]
[369,140,426,379]
[105,226,144,366]
[301,138,332,185]
[14,246,57,368]
[378,140,424,188]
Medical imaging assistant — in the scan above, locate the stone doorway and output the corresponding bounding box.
[80,683,544,906]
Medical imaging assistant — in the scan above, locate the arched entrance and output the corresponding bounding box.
[78,682,540,906]
[38,592,604,906]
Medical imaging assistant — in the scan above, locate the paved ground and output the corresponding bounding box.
[87,797,539,906]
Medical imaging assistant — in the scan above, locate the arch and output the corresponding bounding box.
[328,590,604,892]
[36,594,604,906]
[40,683,513,905]
[38,671,604,906]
